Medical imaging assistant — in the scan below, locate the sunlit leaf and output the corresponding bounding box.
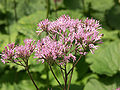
[84,74,120,90]
[86,40,120,76]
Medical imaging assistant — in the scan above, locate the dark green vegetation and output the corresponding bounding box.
[0,0,120,90]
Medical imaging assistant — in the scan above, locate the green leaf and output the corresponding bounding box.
[49,10,84,20]
[84,74,120,90]
[9,24,19,42]
[75,56,89,81]
[86,40,120,76]
[106,5,120,29]
[63,0,82,9]
[28,54,45,73]
[16,0,46,19]
[15,10,47,39]
[101,29,119,41]
[0,33,9,52]
[8,63,25,72]
[85,0,114,12]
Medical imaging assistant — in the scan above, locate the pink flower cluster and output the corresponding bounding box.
[35,15,103,64]
[0,39,35,64]
[116,88,120,90]
[15,39,35,59]
[34,36,76,64]
[0,15,103,65]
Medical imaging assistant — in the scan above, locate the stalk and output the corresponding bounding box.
[25,60,39,90]
[13,0,18,22]
[46,0,50,18]
[64,64,67,90]
[49,64,63,89]
[54,0,58,18]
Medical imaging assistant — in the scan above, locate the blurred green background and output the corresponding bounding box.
[0,0,120,90]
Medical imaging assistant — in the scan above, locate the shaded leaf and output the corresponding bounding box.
[106,5,120,29]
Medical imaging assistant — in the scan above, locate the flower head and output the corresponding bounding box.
[0,39,35,64]
[0,43,15,64]
[15,39,35,59]
[37,15,103,56]
[34,36,76,65]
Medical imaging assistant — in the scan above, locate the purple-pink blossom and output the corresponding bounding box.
[15,39,35,59]
[116,88,120,90]
[0,15,103,65]
[34,36,76,64]
[36,15,103,64]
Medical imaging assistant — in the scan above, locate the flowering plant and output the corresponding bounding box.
[0,15,103,90]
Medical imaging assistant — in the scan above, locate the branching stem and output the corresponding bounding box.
[49,64,63,89]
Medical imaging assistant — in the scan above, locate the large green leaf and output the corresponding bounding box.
[100,29,119,41]
[16,0,46,19]
[84,74,120,90]
[10,10,47,39]
[106,5,120,29]
[86,40,120,76]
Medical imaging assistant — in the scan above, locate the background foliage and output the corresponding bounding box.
[0,0,120,90]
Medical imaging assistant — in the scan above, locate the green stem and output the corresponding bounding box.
[46,0,50,18]
[25,60,39,90]
[49,64,63,89]
[26,67,39,90]
[54,0,58,18]
[60,65,65,82]
[82,0,85,14]
[13,0,17,22]
[45,62,50,87]
[67,64,74,90]
[67,55,82,76]
[64,64,67,90]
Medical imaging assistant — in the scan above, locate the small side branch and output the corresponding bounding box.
[67,64,74,90]
[67,55,82,76]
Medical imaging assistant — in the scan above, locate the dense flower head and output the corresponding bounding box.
[36,15,103,64]
[0,39,35,64]
[34,36,76,64]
